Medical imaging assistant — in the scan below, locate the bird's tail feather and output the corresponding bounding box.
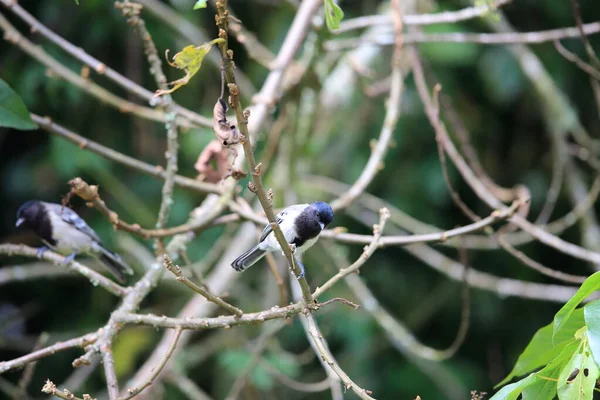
[231,245,266,272]
[96,245,134,283]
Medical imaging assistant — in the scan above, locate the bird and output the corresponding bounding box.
[231,201,334,278]
[15,200,133,283]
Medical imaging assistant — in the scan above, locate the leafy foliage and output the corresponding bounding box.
[324,0,344,30]
[554,272,600,341]
[155,38,225,97]
[494,271,600,399]
[0,78,37,130]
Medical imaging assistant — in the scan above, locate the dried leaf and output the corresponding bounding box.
[213,98,240,146]
[154,38,224,97]
[195,140,229,183]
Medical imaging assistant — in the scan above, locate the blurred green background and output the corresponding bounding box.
[1,0,600,398]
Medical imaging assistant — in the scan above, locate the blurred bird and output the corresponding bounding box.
[15,200,133,283]
[231,201,334,278]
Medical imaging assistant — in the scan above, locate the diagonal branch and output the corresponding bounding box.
[214,0,320,303]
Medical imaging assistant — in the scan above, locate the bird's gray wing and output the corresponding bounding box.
[259,204,308,243]
[43,203,102,242]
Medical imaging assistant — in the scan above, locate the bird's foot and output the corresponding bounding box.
[63,252,78,265]
[36,246,49,259]
[294,257,305,280]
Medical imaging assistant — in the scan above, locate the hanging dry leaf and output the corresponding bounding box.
[154,38,225,97]
[213,98,240,146]
[194,140,229,183]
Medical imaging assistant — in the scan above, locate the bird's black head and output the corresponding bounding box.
[15,200,43,229]
[311,201,334,227]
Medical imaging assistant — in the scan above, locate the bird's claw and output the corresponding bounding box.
[36,246,49,259]
[63,252,77,265]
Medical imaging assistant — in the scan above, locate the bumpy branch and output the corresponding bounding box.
[214,0,318,304]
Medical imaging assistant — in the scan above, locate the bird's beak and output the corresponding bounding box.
[15,218,25,227]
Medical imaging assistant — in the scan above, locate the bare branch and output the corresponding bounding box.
[101,346,119,400]
[0,331,98,374]
[411,48,600,265]
[329,3,406,211]
[0,0,211,127]
[325,22,600,51]
[338,0,511,32]
[314,208,390,298]
[0,244,126,297]
[554,40,600,81]
[32,115,220,195]
[163,254,243,316]
[116,0,178,229]
[0,14,199,129]
[119,328,183,400]
[215,0,320,302]
[41,380,95,400]
[302,311,375,399]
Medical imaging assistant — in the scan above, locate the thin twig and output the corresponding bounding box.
[260,362,332,392]
[313,208,389,299]
[338,0,511,32]
[224,321,285,400]
[554,40,600,81]
[0,331,98,374]
[116,1,178,229]
[32,114,220,194]
[329,1,405,211]
[101,346,119,400]
[113,291,358,330]
[68,177,232,239]
[0,14,199,129]
[0,0,211,127]
[0,263,74,286]
[570,0,600,69]
[328,246,470,361]
[15,332,49,397]
[302,311,375,399]
[431,84,481,222]
[342,206,583,303]
[497,235,587,284]
[41,380,94,400]
[325,22,600,50]
[163,255,243,316]
[214,0,318,303]
[164,371,213,400]
[0,244,126,297]
[119,328,183,400]
[411,48,600,265]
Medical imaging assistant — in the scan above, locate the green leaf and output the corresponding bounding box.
[490,374,539,400]
[193,0,207,9]
[74,0,79,4]
[155,38,224,97]
[0,78,37,130]
[554,271,600,342]
[522,340,580,400]
[324,0,344,30]
[497,308,584,387]
[557,339,600,400]
[584,299,600,367]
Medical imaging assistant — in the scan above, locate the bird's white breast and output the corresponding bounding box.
[47,211,94,253]
[260,206,321,254]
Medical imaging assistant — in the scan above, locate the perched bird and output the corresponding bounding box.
[231,201,334,278]
[15,200,133,283]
